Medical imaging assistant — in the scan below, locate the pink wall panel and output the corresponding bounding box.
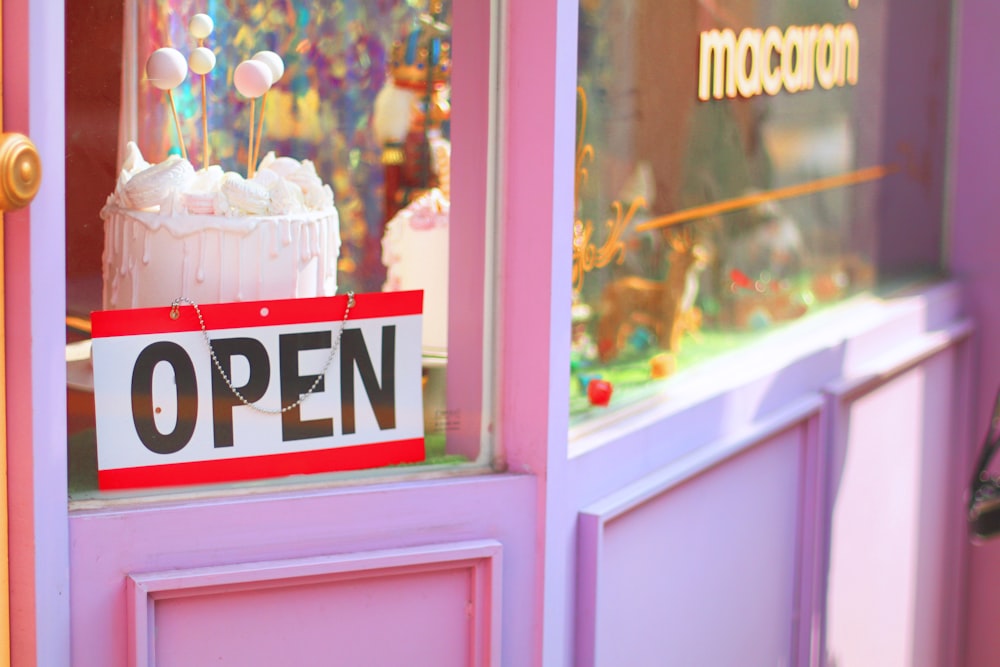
[129,542,500,667]
[578,416,819,667]
[567,295,969,667]
[71,475,534,666]
[823,347,967,667]
[444,0,491,459]
[156,569,470,666]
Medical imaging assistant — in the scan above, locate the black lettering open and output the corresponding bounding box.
[279,331,334,441]
[131,341,198,455]
[340,326,396,435]
[211,337,271,448]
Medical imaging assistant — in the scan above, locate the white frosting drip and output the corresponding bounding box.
[101,142,341,310]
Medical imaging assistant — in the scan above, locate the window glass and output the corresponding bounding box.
[66,0,492,498]
[571,0,949,423]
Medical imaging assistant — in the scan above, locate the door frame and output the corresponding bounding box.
[0,0,11,660]
[5,0,73,664]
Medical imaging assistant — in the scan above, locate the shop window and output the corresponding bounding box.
[66,0,494,498]
[571,0,949,424]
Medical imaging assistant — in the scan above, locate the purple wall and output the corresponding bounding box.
[949,1,1000,663]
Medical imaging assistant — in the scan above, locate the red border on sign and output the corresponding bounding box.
[91,290,423,338]
[97,437,425,490]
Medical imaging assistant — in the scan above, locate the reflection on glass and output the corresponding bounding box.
[66,0,467,497]
[571,0,901,421]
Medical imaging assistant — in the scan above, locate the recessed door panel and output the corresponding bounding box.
[128,542,501,667]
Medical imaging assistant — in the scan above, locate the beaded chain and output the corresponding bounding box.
[169,292,355,415]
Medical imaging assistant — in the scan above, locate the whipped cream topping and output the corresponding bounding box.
[394,188,449,231]
[103,142,335,218]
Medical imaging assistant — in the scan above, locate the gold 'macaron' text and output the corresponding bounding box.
[698,23,859,101]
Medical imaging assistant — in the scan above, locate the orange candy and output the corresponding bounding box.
[650,353,675,379]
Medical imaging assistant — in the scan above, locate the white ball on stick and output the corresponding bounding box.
[145,48,188,90]
[247,53,283,176]
[189,14,214,41]
[234,59,273,99]
[252,51,285,83]
[189,47,216,75]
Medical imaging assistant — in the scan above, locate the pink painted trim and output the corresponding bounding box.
[575,396,823,667]
[125,578,148,667]
[497,1,579,661]
[4,1,36,662]
[444,0,491,460]
[792,407,826,667]
[824,320,974,400]
[126,540,502,667]
[574,512,601,667]
[5,0,71,664]
[944,336,976,667]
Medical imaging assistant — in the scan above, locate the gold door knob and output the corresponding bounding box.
[0,133,41,212]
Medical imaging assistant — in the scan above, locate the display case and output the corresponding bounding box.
[570,0,946,425]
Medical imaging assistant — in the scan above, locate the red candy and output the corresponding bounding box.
[587,379,613,407]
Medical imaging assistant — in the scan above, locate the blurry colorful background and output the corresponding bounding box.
[66,0,450,301]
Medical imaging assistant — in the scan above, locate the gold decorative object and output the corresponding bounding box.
[635,163,897,233]
[0,132,41,212]
[572,87,641,291]
[381,145,406,166]
[595,229,707,362]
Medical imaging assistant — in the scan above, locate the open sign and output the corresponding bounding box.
[91,292,425,490]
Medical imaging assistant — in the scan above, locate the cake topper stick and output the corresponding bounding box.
[248,99,256,177]
[189,45,217,169]
[234,59,273,178]
[250,51,285,170]
[166,91,188,161]
[188,14,216,170]
[252,97,265,171]
[146,48,189,160]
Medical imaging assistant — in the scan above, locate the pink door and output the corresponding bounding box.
[0,0,46,659]
[4,1,545,665]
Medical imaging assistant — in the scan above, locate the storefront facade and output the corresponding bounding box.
[3,0,1000,665]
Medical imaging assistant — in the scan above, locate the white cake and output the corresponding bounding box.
[381,135,450,354]
[381,189,449,354]
[101,142,340,310]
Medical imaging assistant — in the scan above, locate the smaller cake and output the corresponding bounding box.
[101,143,341,310]
[381,135,450,354]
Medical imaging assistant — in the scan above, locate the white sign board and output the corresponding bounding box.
[91,291,424,490]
